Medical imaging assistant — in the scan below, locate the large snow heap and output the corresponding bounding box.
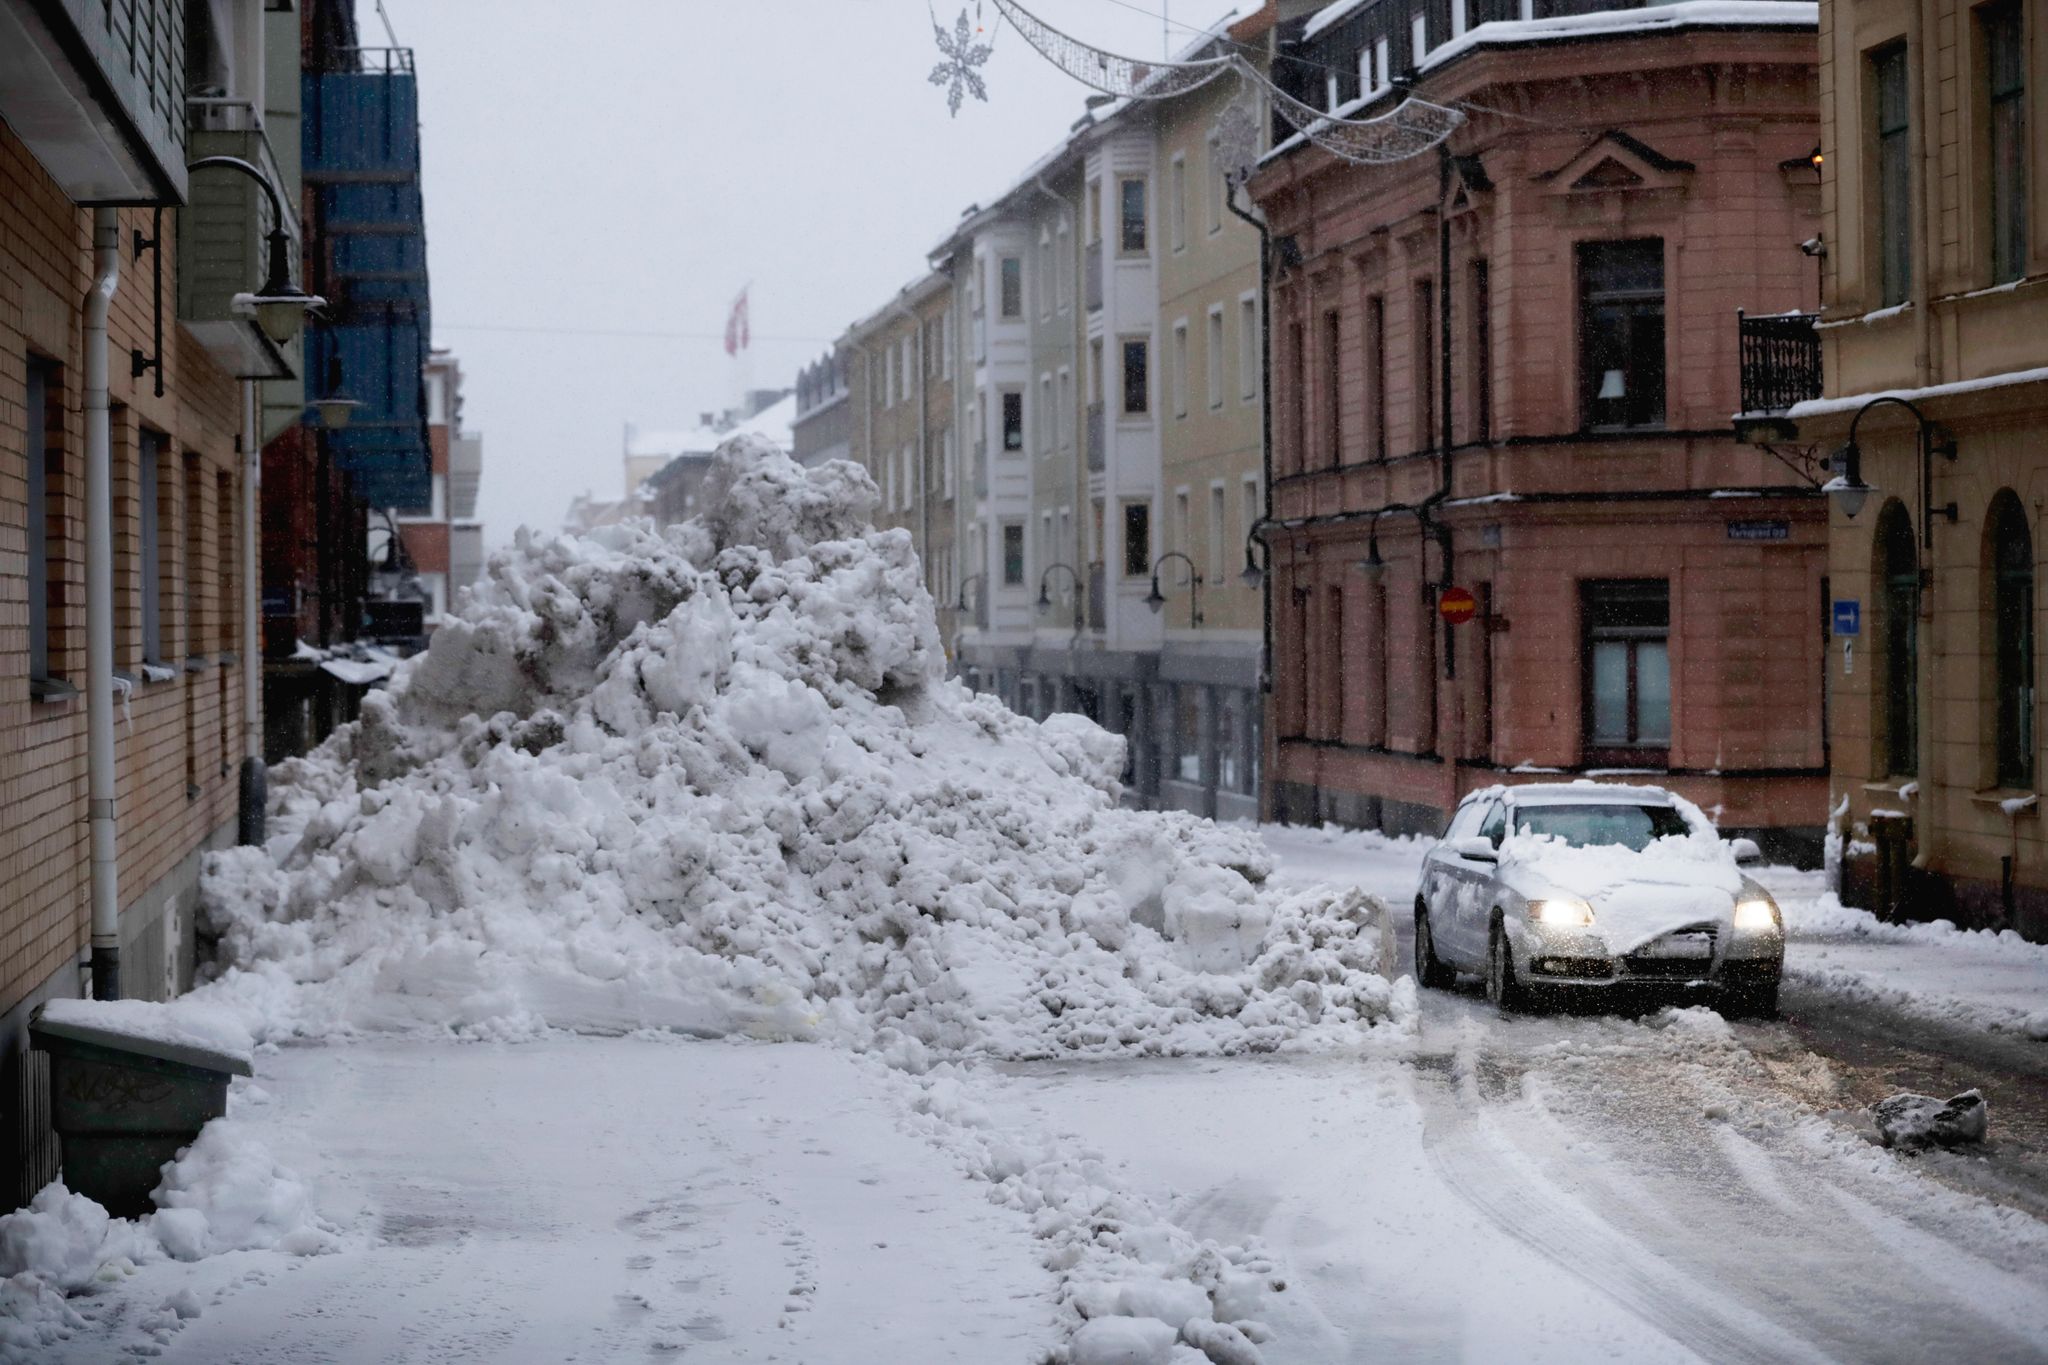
[202,436,1401,1056]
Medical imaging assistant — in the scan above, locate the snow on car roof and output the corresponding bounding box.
[1467,780,1678,807]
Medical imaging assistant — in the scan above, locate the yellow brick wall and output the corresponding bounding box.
[2,122,247,1015]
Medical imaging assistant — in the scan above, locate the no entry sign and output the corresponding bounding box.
[1438,586,1479,625]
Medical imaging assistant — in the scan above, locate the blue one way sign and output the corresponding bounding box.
[1833,600,1861,637]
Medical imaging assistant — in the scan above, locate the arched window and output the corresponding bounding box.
[1989,491,2035,788]
[1874,501,1918,778]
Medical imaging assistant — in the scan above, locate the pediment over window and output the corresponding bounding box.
[1443,153,1493,217]
[1538,130,1695,196]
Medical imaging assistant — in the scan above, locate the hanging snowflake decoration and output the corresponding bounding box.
[930,9,994,117]
[1212,97,1263,190]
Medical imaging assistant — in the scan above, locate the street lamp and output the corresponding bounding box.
[1145,551,1203,628]
[188,154,324,343]
[956,572,986,614]
[1354,511,1388,579]
[1037,562,1084,629]
[1239,520,1270,589]
[1828,395,1956,542]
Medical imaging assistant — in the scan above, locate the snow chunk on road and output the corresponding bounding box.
[198,435,1402,1059]
[1872,1090,1989,1150]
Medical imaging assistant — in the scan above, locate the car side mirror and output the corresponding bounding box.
[1728,837,1762,866]
[1453,836,1499,863]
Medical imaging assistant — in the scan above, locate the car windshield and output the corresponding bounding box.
[1511,803,1693,851]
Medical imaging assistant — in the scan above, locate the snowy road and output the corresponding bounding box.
[975,826,2048,1362]
[39,824,2048,1364]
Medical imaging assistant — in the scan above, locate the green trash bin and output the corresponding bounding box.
[28,1006,253,1218]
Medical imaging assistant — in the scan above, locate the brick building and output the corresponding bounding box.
[1250,0,1829,856]
[2,0,302,1200]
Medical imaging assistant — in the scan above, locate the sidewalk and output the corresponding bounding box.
[1756,866,2048,1040]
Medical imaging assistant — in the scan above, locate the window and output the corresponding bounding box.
[1218,691,1246,793]
[1209,483,1226,584]
[1359,43,1376,94]
[1002,390,1024,450]
[1876,501,1918,776]
[1206,307,1225,409]
[1172,322,1189,418]
[140,429,166,664]
[1002,523,1026,585]
[883,347,894,408]
[182,452,203,661]
[1286,320,1305,470]
[1875,44,1912,307]
[1057,220,1072,309]
[26,359,58,686]
[1375,37,1390,88]
[1207,134,1225,233]
[1452,0,1468,39]
[1323,309,1343,467]
[1119,177,1147,253]
[1241,478,1260,584]
[1411,13,1428,65]
[1984,2,2026,285]
[1058,369,1074,447]
[1413,280,1436,450]
[215,471,234,653]
[1471,260,1492,443]
[1176,686,1203,782]
[1325,586,1347,740]
[1990,492,2034,786]
[941,425,955,499]
[1239,295,1259,401]
[1039,231,1053,316]
[941,312,954,378]
[1040,374,1054,453]
[1326,71,1342,112]
[1122,338,1150,415]
[1123,501,1151,577]
[1582,579,1671,762]
[1174,488,1190,557]
[1000,256,1023,318]
[1365,577,1388,745]
[1578,239,1666,429]
[1170,154,1186,251]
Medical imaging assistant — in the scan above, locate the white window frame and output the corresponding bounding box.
[1039,372,1055,454]
[1326,71,1342,111]
[1412,13,1428,65]
[1375,37,1391,89]
[1451,0,1467,39]
[1174,486,1191,558]
[1359,43,1375,95]
[1058,366,1074,448]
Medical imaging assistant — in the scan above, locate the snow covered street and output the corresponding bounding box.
[30,822,2048,1365]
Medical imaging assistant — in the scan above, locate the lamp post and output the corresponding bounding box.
[1827,394,1957,555]
[1037,562,1084,631]
[184,155,323,850]
[1145,551,1203,628]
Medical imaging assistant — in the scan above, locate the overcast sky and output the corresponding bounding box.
[364,0,1217,546]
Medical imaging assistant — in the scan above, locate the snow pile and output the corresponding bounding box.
[198,436,1402,1058]
[0,1119,332,1361]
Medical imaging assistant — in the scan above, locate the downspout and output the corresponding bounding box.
[1905,0,1936,876]
[1435,141,1458,800]
[1224,181,1274,708]
[85,208,120,999]
[239,380,264,845]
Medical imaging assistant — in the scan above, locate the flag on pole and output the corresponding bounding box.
[723,288,750,357]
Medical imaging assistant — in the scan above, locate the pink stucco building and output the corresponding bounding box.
[1248,1,1829,860]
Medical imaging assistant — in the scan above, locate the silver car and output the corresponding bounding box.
[1414,782,1784,1017]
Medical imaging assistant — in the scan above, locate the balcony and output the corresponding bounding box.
[1085,240,1104,312]
[0,0,186,203]
[304,47,432,509]
[1086,402,1105,472]
[1734,309,1821,442]
[180,103,300,381]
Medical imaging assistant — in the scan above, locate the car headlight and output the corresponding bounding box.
[1733,896,1780,931]
[1531,898,1595,927]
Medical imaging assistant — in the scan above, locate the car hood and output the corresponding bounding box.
[1500,834,1743,956]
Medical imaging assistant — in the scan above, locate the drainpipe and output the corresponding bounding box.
[1225,180,1276,821]
[84,208,120,999]
[238,379,265,845]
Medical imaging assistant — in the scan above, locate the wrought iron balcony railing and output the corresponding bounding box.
[1737,309,1821,416]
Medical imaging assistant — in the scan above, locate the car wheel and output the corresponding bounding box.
[1414,905,1456,989]
[1486,920,1530,1014]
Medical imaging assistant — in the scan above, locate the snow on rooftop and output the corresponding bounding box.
[1785,364,2048,421]
[1417,1,1818,77]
